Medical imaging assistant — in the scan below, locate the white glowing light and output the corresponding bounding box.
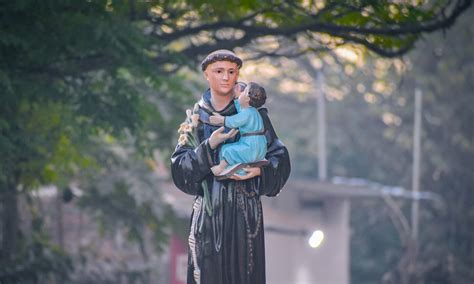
[335,47,359,63]
[308,230,324,248]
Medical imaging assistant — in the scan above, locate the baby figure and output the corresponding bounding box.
[209,82,268,179]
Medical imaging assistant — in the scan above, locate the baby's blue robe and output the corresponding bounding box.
[219,101,267,169]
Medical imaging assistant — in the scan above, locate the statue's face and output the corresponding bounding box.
[204,61,239,97]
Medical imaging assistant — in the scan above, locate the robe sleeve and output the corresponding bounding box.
[224,109,250,129]
[170,138,216,196]
[258,108,291,197]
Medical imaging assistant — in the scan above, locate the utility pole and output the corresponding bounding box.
[411,88,422,242]
[300,57,328,181]
[317,71,327,181]
[409,88,423,282]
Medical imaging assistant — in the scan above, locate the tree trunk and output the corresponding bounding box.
[56,192,64,250]
[1,180,18,260]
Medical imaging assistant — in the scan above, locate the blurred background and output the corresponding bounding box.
[0,1,472,283]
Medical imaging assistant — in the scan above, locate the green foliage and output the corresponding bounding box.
[253,7,473,283]
[73,130,178,263]
[144,0,470,60]
[409,12,474,283]
[78,173,174,255]
[0,214,73,283]
[338,10,474,282]
[0,1,190,281]
[350,200,404,280]
[1,1,152,185]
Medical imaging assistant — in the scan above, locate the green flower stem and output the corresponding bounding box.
[188,133,199,147]
[178,115,213,219]
[202,182,212,216]
[187,128,213,218]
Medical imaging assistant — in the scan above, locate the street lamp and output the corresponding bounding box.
[308,230,324,248]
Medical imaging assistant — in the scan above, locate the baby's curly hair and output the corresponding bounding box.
[247,82,267,108]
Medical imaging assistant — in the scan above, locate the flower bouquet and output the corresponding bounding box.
[177,104,213,216]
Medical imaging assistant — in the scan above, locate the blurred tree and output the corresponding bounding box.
[332,7,474,284]
[379,7,474,284]
[0,0,472,282]
[145,0,471,64]
[241,2,473,283]
[0,1,186,282]
[237,6,473,283]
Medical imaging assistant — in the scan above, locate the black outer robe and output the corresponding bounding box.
[171,89,291,284]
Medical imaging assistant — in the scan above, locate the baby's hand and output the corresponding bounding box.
[209,112,225,126]
[233,84,242,99]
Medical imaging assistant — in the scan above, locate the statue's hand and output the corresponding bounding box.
[209,112,225,126]
[230,167,261,180]
[209,127,238,149]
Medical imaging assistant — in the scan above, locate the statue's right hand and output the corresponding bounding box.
[209,127,239,149]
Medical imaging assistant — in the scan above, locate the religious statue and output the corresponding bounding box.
[171,49,291,284]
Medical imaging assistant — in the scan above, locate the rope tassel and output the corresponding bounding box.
[189,197,203,284]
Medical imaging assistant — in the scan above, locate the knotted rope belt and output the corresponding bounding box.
[241,131,265,137]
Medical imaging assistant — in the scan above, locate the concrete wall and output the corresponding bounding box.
[263,190,350,284]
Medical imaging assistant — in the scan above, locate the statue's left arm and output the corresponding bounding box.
[170,139,214,196]
[258,108,291,197]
